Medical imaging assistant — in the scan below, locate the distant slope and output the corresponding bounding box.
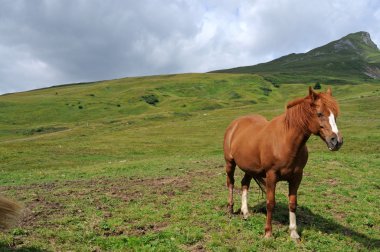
[0,73,279,140]
[212,31,380,84]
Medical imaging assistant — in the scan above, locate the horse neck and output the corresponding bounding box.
[281,112,312,152]
[284,98,313,134]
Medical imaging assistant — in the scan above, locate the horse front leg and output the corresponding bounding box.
[288,174,302,240]
[264,171,277,238]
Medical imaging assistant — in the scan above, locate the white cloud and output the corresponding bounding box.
[0,44,63,93]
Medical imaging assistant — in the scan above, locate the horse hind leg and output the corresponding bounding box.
[225,159,236,215]
[241,173,252,219]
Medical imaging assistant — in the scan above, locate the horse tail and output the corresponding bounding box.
[0,196,22,229]
[253,177,266,197]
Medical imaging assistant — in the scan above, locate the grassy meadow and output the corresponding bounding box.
[0,73,379,251]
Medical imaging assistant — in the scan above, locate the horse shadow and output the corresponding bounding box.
[248,201,380,250]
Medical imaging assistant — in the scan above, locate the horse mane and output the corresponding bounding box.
[285,91,340,132]
[285,96,314,133]
[319,93,340,116]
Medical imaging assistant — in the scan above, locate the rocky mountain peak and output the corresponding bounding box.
[337,31,379,51]
[359,31,378,49]
[212,31,380,82]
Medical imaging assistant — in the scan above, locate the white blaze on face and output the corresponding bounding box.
[328,110,339,134]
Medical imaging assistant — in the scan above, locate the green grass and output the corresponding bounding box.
[0,73,379,251]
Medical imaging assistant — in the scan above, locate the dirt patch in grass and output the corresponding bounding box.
[1,166,222,234]
[0,162,228,250]
[106,176,192,202]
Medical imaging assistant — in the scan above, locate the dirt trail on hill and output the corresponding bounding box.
[0,128,72,144]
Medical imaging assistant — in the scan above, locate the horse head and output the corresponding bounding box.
[308,87,343,151]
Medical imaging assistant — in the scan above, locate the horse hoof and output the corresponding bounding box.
[227,205,233,214]
[290,231,300,243]
[227,207,234,218]
[292,237,301,243]
[242,212,249,220]
[264,231,272,238]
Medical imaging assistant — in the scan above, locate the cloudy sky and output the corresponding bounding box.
[0,0,379,94]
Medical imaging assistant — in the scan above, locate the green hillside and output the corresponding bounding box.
[0,73,379,250]
[0,73,273,140]
[212,32,380,84]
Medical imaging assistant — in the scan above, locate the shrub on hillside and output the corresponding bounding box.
[141,94,159,106]
[230,91,242,99]
[260,87,272,96]
[314,82,322,89]
[263,76,281,88]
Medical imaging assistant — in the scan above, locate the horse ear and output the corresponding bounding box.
[326,87,332,96]
[308,86,318,102]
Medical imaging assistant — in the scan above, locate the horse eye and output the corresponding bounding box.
[317,112,323,117]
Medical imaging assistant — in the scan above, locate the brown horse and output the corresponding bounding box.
[223,87,343,239]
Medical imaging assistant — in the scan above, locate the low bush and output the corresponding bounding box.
[141,94,159,106]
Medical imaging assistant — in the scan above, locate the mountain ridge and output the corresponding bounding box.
[211,31,380,83]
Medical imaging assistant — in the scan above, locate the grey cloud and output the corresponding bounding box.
[0,0,204,93]
[0,0,379,94]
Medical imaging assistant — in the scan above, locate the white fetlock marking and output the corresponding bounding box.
[289,211,300,239]
[241,189,249,217]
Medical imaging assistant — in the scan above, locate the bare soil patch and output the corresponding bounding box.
[0,164,223,235]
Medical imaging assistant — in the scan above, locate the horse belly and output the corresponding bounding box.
[232,141,265,175]
[239,164,266,177]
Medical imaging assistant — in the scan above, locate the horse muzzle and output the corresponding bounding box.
[326,134,343,151]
